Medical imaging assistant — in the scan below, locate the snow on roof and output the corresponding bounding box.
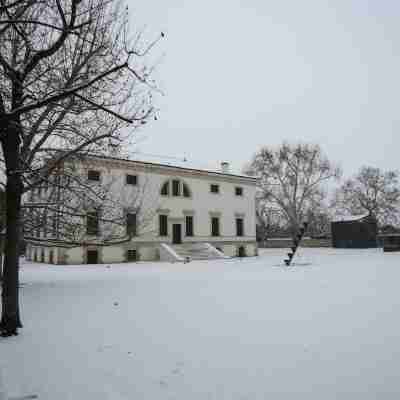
[332,214,369,223]
[94,152,256,180]
[129,152,222,173]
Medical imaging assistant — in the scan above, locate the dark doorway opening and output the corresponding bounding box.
[87,249,99,264]
[172,224,182,244]
[237,246,246,257]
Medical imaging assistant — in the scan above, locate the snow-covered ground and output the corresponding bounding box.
[1,248,400,400]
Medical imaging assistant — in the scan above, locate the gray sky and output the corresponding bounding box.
[130,0,400,176]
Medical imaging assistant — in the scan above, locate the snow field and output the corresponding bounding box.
[1,248,400,400]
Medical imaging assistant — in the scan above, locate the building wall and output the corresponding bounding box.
[26,158,258,264]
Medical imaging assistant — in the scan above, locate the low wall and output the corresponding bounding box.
[261,238,331,248]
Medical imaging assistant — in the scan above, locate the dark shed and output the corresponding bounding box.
[380,234,400,252]
[331,215,377,248]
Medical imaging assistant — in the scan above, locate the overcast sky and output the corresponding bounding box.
[129,0,400,176]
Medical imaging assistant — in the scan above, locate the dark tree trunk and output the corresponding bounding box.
[0,173,23,336]
[0,85,24,335]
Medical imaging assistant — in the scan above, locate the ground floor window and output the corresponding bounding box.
[159,215,168,236]
[211,217,220,236]
[236,218,244,237]
[127,249,138,262]
[185,216,194,237]
[87,210,99,235]
[126,213,137,236]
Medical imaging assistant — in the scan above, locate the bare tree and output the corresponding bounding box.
[307,205,331,238]
[255,200,287,245]
[0,0,161,336]
[332,166,400,227]
[246,143,341,236]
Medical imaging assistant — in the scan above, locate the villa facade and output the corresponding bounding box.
[25,155,258,264]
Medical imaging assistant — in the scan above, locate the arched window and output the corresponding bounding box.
[183,183,191,198]
[161,181,169,196]
[160,180,191,198]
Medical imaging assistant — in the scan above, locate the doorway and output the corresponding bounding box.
[87,249,99,264]
[172,224,182,244]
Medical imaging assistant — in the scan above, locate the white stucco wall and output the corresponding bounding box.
[100,163,258,246]
[28,157,257,264]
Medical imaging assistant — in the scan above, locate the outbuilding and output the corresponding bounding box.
[331,214,377,248]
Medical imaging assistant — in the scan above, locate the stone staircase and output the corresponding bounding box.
[172,243,229,261]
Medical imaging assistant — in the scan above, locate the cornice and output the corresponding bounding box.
[67,155,258,186]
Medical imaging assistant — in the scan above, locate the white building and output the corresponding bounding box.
[26,155,258,264]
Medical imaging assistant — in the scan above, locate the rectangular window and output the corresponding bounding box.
[87,170,100,181]
[210,184,219,194]
[172,180,180,196]
[186,216,194,237]
[126,174,137,185]
[126,213,137,236]
[127,249,137,262]
[159,214,168,236]
[87,210,99,235]
[235,187,243,196]
[161,182,169,196]
[211,217,220,236]
[236,218,244,237]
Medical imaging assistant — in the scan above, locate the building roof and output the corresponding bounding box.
[82,153,258,183]
[332,214,370,223]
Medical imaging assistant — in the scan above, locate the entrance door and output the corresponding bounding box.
[172,224,182,244]
[87,249,99,264]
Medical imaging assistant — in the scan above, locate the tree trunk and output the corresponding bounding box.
[0,173,23,336]
[0,97,23,335]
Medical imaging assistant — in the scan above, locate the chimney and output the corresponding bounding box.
[221,161,230,174]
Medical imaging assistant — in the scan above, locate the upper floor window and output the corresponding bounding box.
[126,174,137,185]
[88,170,100,181]
[210,184,219,194]
[172,180,180,196]
[161,180,191,198]
[235,187,243,196]
[161,181,169,196]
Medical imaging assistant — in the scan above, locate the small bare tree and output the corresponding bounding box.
[0,0,161,336]
[332,166,400,227]
[246,143,341,236]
